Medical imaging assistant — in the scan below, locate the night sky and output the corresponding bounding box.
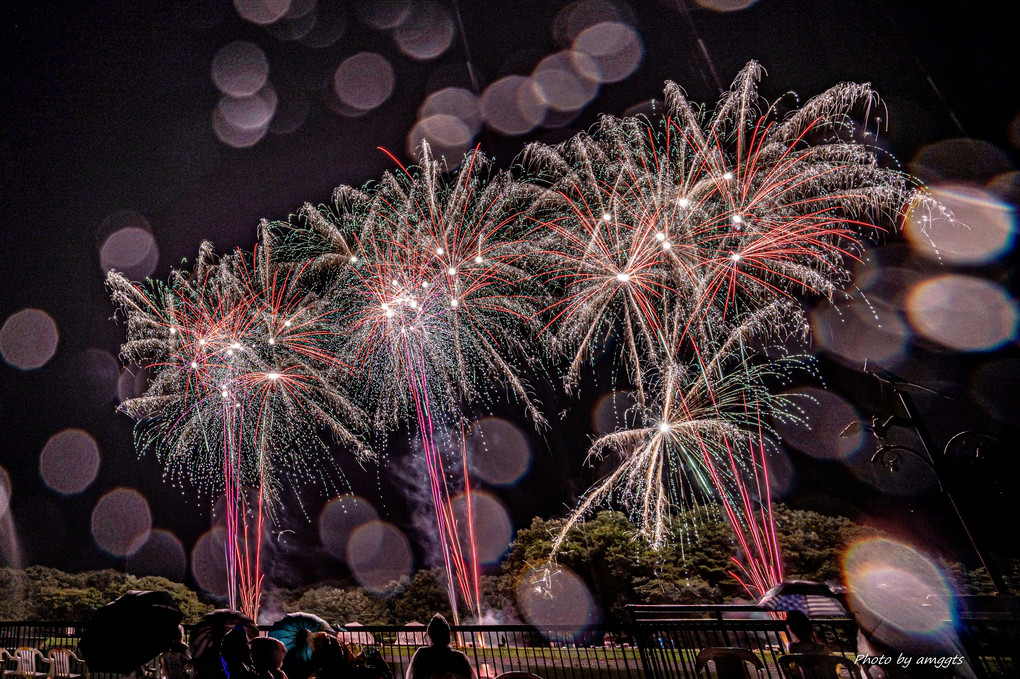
[2,0,1018,600]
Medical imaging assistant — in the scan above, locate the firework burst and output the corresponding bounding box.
[108,239,365,617]
[107,61,943,608]
[537,62,931,593]
[527,61,929,378]
[551,304,805,553]
[273,143,548,622]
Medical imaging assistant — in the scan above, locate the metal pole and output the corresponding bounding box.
[894,389,1010,595]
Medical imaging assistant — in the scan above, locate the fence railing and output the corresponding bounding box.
[627,606,857,679]
[354,625,644,679]
[0,622,643,679]
[2,598,1016,679]
[950,597,1020,679]
[0,621,83,653]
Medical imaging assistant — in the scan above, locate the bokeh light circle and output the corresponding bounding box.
[407,115,473,166]
[810,300,907,369]
[571,22,643,84]
[905,186,1014,264]
[695,0,758,11]
[1,309,59,371]
[233,0,291,25]
[333,53,395,112]
[217,85,279,131]
[100,226,160,280]
[765,447,796,500]
[192,527,229,596]
[906,275,1018,351]
[126,529,187,581]
[775,387,863,460]
[299,3,347,48]
[78,348,120,406]
[212,102,271,149]
[451,491,513,564]
[270,96,311,135]
[480,76,547,136]
[516,564,595,635]
[211,41,270,97]
[393,1,454,61]
[91,488,152,557]
[318,494,378,560]
[346,521,412,591]
[40,429,101,495]
[846,443,938,497]
[844,538,952,636]
[117,366,150,403]
[592,390,638,435]
[420,87,481,134]
[265,0,319,41]
[0,466,11,519]
[354,0,411,30]
[553,0,635,44]
[910,138,1013,184]
[533,51,599,112]
[466,417,531,486]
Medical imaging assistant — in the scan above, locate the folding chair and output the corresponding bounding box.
[778,653,865,679]
[696,647,767,679]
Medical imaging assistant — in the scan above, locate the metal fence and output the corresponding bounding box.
[627,605,858,679]
[2,599,1016,679]
[352,625,644,679]
[950,597,1019,679]
[0,622,643,679]
[0,621,83,653]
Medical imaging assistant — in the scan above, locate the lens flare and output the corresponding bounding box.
[844,538,953,637]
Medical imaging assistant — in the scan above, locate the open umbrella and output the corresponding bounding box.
[79,590,183,674]
[758,580,849,617]
[268,612,333,679]
[189,609,259,678]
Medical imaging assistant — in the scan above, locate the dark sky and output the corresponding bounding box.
[1,0,1018,600]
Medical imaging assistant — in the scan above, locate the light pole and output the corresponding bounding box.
[862,368,1010,595]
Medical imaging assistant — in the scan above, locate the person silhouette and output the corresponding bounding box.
[160,625,192,679]
[404,615,475,679]
[249,637,287,679]
[220,627,257,679]
[309,633,355,679]
[785,611,830,655]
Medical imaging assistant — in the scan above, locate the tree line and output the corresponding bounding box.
[2,505,1009,625]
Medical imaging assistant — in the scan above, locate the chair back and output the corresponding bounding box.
[695,647,765,678]
[778,653,863,679]
[46,649,80,679]
[15,649,39,674]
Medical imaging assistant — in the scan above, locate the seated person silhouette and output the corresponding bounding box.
[249,637,287,679]
[785,611,830,655]
[405,615,475,679]
[309,633,355,679]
